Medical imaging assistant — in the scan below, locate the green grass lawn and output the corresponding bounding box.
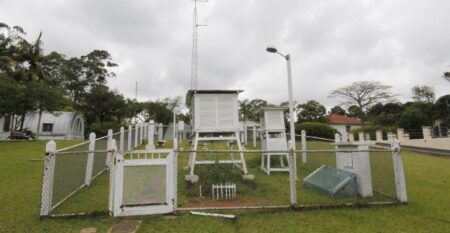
[0,140,449,232]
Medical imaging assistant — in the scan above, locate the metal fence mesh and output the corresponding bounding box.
[123,165,167,205]
[297,149,397,205]
[52,142,90,208]
[130,127,136,150]
[40,127,145,216]
[177,139,399,210]
[93,137,108,177]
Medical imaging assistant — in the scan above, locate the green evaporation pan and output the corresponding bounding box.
[303,165,358,198]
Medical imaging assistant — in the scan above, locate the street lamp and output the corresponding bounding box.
[266,46,297,178]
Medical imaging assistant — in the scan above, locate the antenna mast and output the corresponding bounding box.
[191,0,207,90]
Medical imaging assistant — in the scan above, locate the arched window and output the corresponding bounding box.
[74,118,82,135]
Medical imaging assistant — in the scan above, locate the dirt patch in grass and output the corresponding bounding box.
[107,220,141,233]
[185,198,266,208]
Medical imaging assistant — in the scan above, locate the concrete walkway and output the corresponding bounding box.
[376,137,450,156]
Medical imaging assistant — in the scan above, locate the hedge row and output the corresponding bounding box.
[295,122,338,139]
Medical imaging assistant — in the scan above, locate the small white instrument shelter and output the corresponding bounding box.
[259,107,290,175]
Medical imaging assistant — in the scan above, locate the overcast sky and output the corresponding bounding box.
[1,0,449,110]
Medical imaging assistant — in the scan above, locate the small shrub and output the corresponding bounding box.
[196,163,242,195]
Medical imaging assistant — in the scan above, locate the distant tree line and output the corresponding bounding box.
[238,81,449,138]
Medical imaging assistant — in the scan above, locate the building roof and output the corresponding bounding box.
[257,106,288,115]
[185,89,244,106]
[325,114,362,125]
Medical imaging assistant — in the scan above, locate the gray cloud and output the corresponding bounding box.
[1,0,449,110]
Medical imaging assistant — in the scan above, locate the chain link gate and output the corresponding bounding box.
[109,148,176,216]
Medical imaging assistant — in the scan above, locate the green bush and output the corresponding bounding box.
[295,122,338,139]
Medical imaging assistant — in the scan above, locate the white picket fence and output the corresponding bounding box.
[212,183,237,200]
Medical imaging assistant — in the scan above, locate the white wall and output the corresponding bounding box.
[193,93,239,132]
[329,124,361,141]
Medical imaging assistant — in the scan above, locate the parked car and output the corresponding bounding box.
[7,128,35,140]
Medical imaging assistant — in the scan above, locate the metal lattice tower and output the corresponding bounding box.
[190,0,207,90]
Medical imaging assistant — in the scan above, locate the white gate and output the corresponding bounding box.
[110,149,176,216]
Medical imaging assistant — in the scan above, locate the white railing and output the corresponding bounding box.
[212,183,237,200]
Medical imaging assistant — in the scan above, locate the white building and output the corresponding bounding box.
[325,114,362,140]
[0,111,84,140]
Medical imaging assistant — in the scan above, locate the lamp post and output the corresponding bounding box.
[266,46,297,178]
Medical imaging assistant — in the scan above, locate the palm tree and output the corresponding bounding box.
[18,32,46,131]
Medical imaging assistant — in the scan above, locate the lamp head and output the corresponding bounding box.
[266,46,278,53]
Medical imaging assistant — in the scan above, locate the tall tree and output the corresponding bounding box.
[239,99,252,130]
[77,85,127,127]
[330,105,346,115]
[367,102,404,126]
[141,97,181,125]
[297,100,326,123]
[399,102,434,131]
[347,105,361,118]
[329,81,396,125]
[412,85,435,103]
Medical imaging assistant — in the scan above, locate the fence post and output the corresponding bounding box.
[288,141,297,206]
[128,125,132,151]
[135,124,139,148]
[365,132,371,141]
[40,140,57,216]
[252,126,257,148]
[158,123,163,142]
[85,133,96,186]
[143,123,147,141]
[108,139,118,214]
[349,132,354,142]
[119,127,124,153]
[358,132,365,142]
[148,120,155,150]
[301,130,307,164]
[106,129,113,170]
[172,138,178,214]
[397,128,405,141]
[376,130,383,142]
[422,126,432,140]
[391,140,408,203]
[139,123,144,145]
[335,133,341,144]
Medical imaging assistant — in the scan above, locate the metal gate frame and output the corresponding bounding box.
[109,149,176,216]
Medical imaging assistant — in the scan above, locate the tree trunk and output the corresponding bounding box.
[20,111,26,131]
[36,109,43,139]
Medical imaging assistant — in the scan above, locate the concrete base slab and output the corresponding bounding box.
[185,175,199,183]
[242,174,255,181]
[108,220,141,233]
